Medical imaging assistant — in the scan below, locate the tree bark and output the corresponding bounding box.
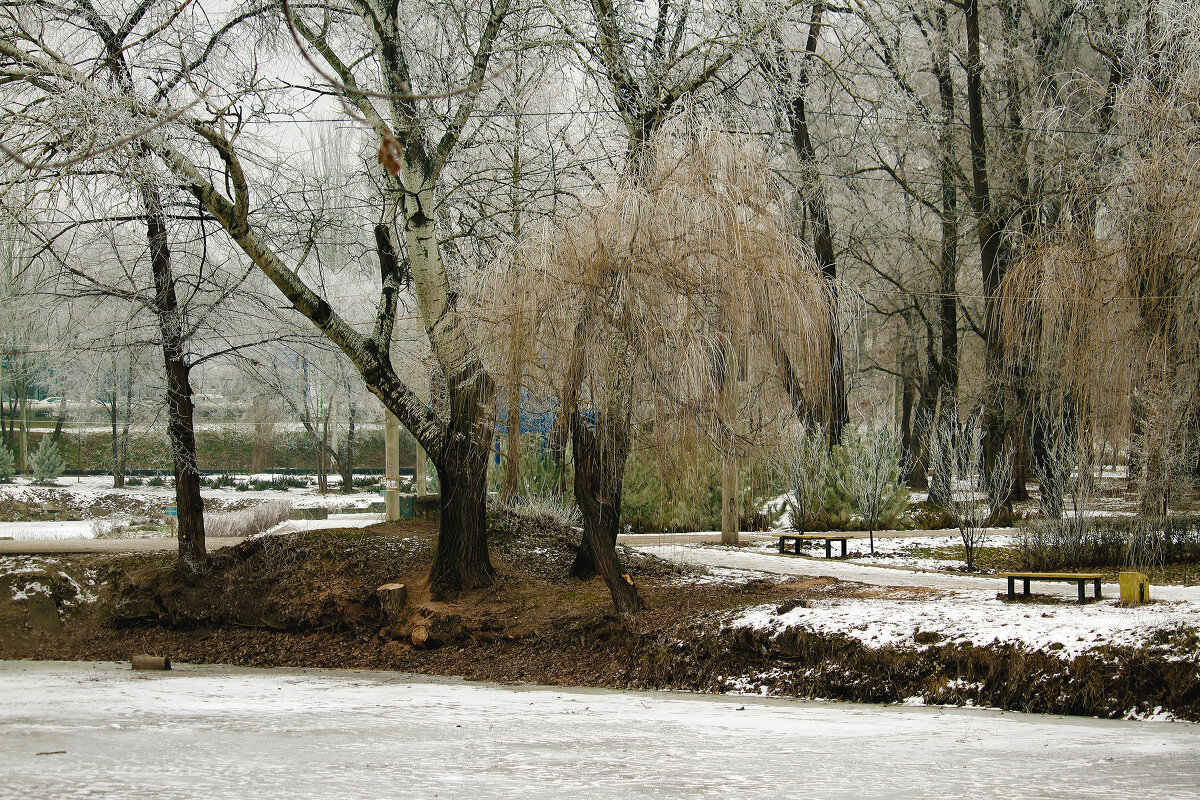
[965,0,1017,503]
[427,364,496,599]
[339,401,356,493]
[782,1,847,443]
[569,410,643,615]
[142,180,205,570]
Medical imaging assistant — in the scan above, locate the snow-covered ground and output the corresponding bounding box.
[0,521,97,541]
[1,661,1197,800]
[0,476,392,540]
[0,474,386,511]
[640,544,1200,660]
[732,532,1010,572]
[728,590,1200,659]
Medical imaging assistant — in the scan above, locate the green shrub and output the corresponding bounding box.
[620,446,785,534]
[0,443,14,482]
[29,438,64,484]
[488,434,570,502]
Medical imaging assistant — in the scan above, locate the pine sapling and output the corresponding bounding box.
[30,438,65,485]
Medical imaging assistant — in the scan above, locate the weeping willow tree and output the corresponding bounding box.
[1001,32,1200,520]
[477,115,832,613]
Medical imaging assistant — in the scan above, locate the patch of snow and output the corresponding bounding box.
[0,521,97,541]
[727,591,1200,659]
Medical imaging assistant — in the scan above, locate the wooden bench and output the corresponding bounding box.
[778,534,851,559]
[999,572,1109,604]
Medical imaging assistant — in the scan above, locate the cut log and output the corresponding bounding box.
[376,582,408,622]
[131,655,171,670]
[411,624,432,649]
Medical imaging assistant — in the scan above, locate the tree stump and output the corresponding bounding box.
[376,583,408,623]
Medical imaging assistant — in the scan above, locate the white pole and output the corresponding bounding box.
[384,409,400,521]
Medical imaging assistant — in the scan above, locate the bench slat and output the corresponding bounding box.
[999,572,1109,580]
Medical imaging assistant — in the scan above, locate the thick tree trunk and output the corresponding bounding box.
[142,180,205,571]
[427,366,496,600]
[568,411,643,615]
[965,0,1018,504]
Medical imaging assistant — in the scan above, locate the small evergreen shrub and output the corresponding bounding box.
[30,438,65,484]
[0,443,15,482]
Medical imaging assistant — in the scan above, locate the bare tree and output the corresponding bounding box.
[839,424,903,555]
[930,408,1011,570]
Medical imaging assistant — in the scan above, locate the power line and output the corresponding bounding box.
[231,107,1119,138]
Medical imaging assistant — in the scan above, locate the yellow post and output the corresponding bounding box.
[1119,572,1150,605]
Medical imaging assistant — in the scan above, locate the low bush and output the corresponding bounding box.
[1019,516,1200,571]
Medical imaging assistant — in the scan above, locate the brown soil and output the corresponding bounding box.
[2,510,1197,721]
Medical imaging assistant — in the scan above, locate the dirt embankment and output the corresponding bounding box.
[2,512,1197,721]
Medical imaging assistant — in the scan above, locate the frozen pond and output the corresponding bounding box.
[1,661,1198,799]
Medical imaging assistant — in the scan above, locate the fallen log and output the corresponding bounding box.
[411,625,433,649]
[131,655,171,671]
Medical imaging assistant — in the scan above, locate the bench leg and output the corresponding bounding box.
[841,539,847,558]
[1023,578,1030,597]
[779,538,785,554]
[1094,578,1101,600]
[825,540,831,558]
[1078,581,1085,604]
[1008,577,1015,601]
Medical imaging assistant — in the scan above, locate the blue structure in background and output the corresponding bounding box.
[493,391,557,465]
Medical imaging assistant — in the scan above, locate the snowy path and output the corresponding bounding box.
[1,661,1197,800]
[635,544,1200,603]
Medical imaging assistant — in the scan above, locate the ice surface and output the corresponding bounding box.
[0,661,1197,799]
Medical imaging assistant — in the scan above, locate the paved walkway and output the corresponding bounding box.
[633,543,1200,603]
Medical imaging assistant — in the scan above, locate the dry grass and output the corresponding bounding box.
[204,500,292,539]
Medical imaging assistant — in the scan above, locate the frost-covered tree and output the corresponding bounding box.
[838,425,905,554]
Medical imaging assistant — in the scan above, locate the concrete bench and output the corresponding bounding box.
[999,572,1109,604]
[778,534,851,559]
